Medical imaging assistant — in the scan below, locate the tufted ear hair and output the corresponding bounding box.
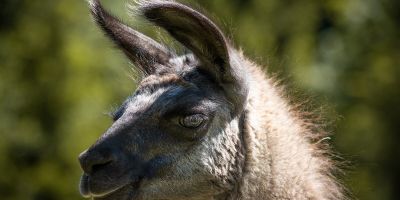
[140,1,249,115]
[89,0,171,75]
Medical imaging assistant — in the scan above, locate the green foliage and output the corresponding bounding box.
[0,0,398,199]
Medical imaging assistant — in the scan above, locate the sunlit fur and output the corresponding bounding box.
[78,0,345,199]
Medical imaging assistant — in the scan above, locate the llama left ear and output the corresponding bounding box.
[141,2,248,114]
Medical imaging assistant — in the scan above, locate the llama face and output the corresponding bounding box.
[79,57,243,200]
[79,1,249,199]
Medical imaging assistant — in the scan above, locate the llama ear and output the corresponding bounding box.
[141,2,248,115]
[89,0,171,75]
[140,2,229,80]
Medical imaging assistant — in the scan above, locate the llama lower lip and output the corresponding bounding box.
[92,181,141,200]
[79,174,141,199]
[79,174,91,198]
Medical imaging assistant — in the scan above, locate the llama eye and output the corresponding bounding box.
[179,114,206,128]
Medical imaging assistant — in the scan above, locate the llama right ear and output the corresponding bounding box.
[141,2,229,78]
[89,0,171,75]
[141,2,249,114]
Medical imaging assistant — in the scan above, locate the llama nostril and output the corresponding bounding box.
[78,149,115,175]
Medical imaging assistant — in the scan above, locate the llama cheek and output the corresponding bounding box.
[199,133,241,190]
[213,121,244,188]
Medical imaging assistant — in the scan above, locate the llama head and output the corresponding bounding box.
[78,0,249,199]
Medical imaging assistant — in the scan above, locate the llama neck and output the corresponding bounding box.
[229,58,342,200]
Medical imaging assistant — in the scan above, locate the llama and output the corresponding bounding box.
[78,0,344,199]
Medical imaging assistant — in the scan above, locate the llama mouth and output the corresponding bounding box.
[79,174,141,199]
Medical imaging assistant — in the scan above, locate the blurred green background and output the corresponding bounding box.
[0,0,399,199]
